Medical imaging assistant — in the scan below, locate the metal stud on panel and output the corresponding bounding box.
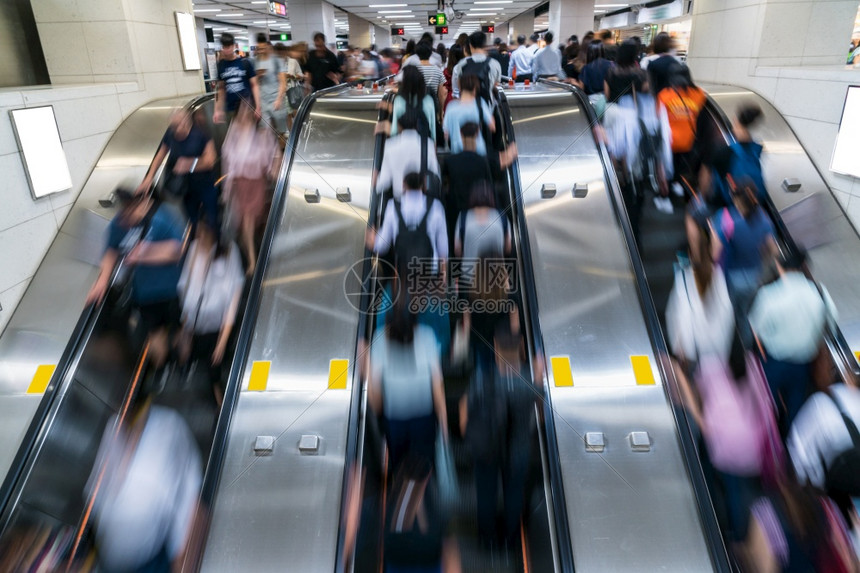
[541,183,557,198]
[629,431,651,452]
[304,188,320,203]
[299,434,320,454]
[254,435,275,455]
[336,187,351,202]
[585,432,605,453]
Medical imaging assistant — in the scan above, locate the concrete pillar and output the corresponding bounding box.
[375,25,392,49]
[509,12,534,41]
[348,12,373,48]
[493,22,510,44]
[548,0,594,42]
[288,0,336,45]
[29,0,203,96]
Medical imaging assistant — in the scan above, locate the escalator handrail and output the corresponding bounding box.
[538,79,733,572]
[704,96,860,382]
[198,82,353,508]
[0,93,215,530]
[496,89,576,573]
[334,89,395,573]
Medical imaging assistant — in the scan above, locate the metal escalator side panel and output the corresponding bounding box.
[200,92,378,572]
[506,86,716,572]
[701,84,860,370]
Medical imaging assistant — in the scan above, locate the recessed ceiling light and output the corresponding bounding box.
[369,3,407,5]
[193,8,221,12]
[221,13,245,17]
[378,9,411,13]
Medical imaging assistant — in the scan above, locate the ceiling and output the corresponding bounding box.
[191,1,631,42]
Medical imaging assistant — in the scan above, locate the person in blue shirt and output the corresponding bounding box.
[443,74,495,155]
[214,33,260,124]
[87,189,187,369]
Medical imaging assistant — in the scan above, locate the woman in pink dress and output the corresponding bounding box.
[222,102,281,274]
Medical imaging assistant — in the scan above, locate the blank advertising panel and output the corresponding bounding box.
[175,11,202,71]
[10,106,72,198]
[831,85,860,178]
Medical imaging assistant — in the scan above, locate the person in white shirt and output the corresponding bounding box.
[532,31,566,81]
[366,172,448,273]
[374,112,440,200]
[508,35,534,82]
[402,33,445,69]
[749,250,838,434]
[451,31,502,100]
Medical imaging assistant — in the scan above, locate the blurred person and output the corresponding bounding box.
[451,31,502,102]
[380,47,398,76]
[562,41,580,85]
[443,74,496,155]
[580,40,612,114]
[388,65,437,143]
[374,112,440,200]
[443,44,465,111]
[138,109,218,229]
[177,218,244,406]
[532,31,566,81]
[359,48,382,80]
[253,35,287,142]
[222,101,281,275]
[528,33,540,55]
[848,40,860,65]
[508,34,534,83]
[788,374,860,527]
[214,33,260,124]
[403,39,416,61]
[712,178,777,346]
[454,181,511,261]
[401,43,446,118]
[573,30,595,72]
[368,297,448,473]
[436,42,447,65]
[750,250,838,436]
[657,61,707,193]
[283,44,306,131]
[666,218,735,369]
[86,389,202,572]
[456,33,470,55]
[644,32,681,94]
[305,32,341,92]
[443,122,517,241]
[87,189,186,371]
[598,29,617,61]
[403,33,444,68]
[704,104,768,210]
[460,321,535,547]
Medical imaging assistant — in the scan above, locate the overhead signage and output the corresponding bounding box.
[831,86,860,178]
[636,0,684,23]
[391,27,405,36]
[269,1,287,17]
[481,25,494,33]
[599,11,635,29]
[428,13,446,26]
[269,33,291,41]
[436,25,448,35]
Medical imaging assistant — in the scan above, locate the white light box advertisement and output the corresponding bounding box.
[10,106,73,199]
[832,85,860,178]
[175,11,202,71]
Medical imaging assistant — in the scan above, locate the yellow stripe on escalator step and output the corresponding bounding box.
[631,355,656,385]
[328,359,349,390]
[248,361,271,391]
[27,364,56,394]
[550,356,573,387]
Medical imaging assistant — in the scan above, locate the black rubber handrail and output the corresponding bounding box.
[497,90,576,572]
[703,97,860,382]
[333,88,394,573]
[0,93,215,531]
[539,79,733,572]
[198,82,352,510]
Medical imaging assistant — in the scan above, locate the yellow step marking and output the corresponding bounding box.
[27,364,56,394]
[550,356,573,387]
[854,351,860,363]
[631,355,656,385]
[328,359,349,390]
[248,361,271,391]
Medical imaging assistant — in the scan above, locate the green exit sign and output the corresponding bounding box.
[427,13,446,26]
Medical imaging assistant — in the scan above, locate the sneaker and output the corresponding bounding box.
[654,196,675,214]
[671,182,684,197]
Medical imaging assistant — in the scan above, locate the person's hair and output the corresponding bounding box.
[586,40,605,63]
[446,43,464,74]
[666,59,693,89]
[436,43,447,60]
[616,39,639,68]
[398,65,427,103]
[420,32,434,45]
[582,31,594,43]
[313,32,325,43]
[386,297,417,344]
[544,31,554,44]
[530,33,539,43]
[469,31,487,50]
[498,43,508,54]
[459,73,480,95]
[568,34,578,44]
[653,32,672,55]
[727,328,747,381]
[468,180,496,209]
[403,171,423,191]
[737,103,763,128]
[220,33,235,47]
[397,107,420,131]
[630,35,642,48]
[517,34,526,46]
[404,39,416,57]
[778,249,807,271]
[457,33,469,47]
[416,42,432,60]
[563,43,579,62]
[460,121,479,139]
[494,37,502,46]
[256,32,267,44]
[690,219,715,303]
[599,29,612,41]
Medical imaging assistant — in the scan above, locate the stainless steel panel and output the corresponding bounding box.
[0,95,201,481]
[702,84,860,356]
[201,94,377,572]
[508,86,713,571]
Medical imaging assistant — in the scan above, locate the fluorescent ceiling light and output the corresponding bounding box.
[594,3,629,6]
[221,13,245,17]
[390,14,414,17]
[378,9,411,13]
[253,21,271,24]
[369,3,407,5]
[252,1,268,3]
[194,8,221,12]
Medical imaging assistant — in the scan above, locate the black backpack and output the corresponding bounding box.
[393,196,435,279]
[823,391,860,497]
[403,95,432,140]
[461,57,493,104]
[464,366,509,464]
